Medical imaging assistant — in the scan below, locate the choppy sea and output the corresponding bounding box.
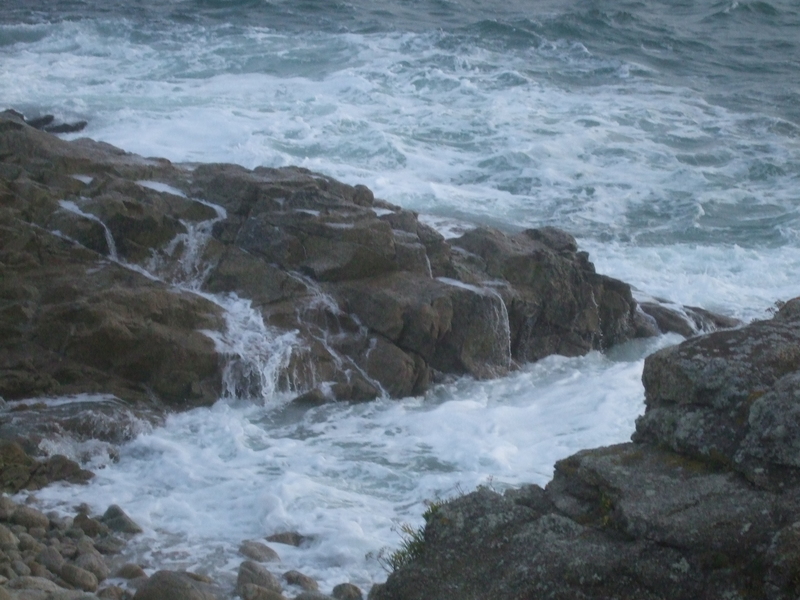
[2,0,799,594]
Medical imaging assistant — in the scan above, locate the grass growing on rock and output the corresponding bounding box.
[378,499,447,572]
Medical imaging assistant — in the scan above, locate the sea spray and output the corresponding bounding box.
[61,187,308,405]
[58,199,119,261]
[29,335,680,593]
[135,184,228,290]
[203,293,302,403]
[289,273,389,397]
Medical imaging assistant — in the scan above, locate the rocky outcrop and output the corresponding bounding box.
[0,109,693,412]
[373,298,800,600]
[0,127,225,409]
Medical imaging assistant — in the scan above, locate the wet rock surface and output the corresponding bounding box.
[373,298,800,600]
[0,109,750,599]
[0,109,725,413]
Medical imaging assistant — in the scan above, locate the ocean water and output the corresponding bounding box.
[2,0,799,594]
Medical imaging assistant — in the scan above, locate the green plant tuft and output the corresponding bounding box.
[378,499,447,572]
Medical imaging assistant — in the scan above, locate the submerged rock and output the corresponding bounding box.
[265,532,306,547]
[373,297,800,600]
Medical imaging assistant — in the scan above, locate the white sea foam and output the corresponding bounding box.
[29,334,678,592]
[58,199,119,260]
[584,241,800,322]
[136,180,188,198]
[6,21,796,257]
[417,213,476,239]
[203,293,301,403]
[71,174,94,185]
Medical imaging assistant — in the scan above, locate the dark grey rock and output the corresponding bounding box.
[240,583,286,600]
[75,549,110,581]
[2,110,716,409]
[115,563,146,579]
[635,297,800,486]
[265,532,305,547]
[11,506,50,530]
[36,545,65,574]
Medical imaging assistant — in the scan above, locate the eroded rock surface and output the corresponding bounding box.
[373,298,800,600]
[0,109,674,409]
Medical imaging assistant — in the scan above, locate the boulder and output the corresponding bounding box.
[450,226,639,360]
[132,570,222,600]
[635,297,800,486]
[6,576,63,592]
[75,550,111,581]
[332,583,363,600]
[0,442,94,494]
[239,540,280,563]
[265,532,306,547]
[639,301,740,337]
[60,564,99,592]
[0,110,654,410]
[115,563,146,579]
[0,108,738,415]
[73,515,109,538]
[333,272,510,382]
[36,546,65,575]
[0,523,19,545]
[10,505,50,530]
[283,570,318,592]
[235,561,282,596]
[240,584,287,600]
[97,586,128,600]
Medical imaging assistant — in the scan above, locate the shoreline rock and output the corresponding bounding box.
[0,108,734,414]
[1,107,753,599]
[372,298,800,600]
